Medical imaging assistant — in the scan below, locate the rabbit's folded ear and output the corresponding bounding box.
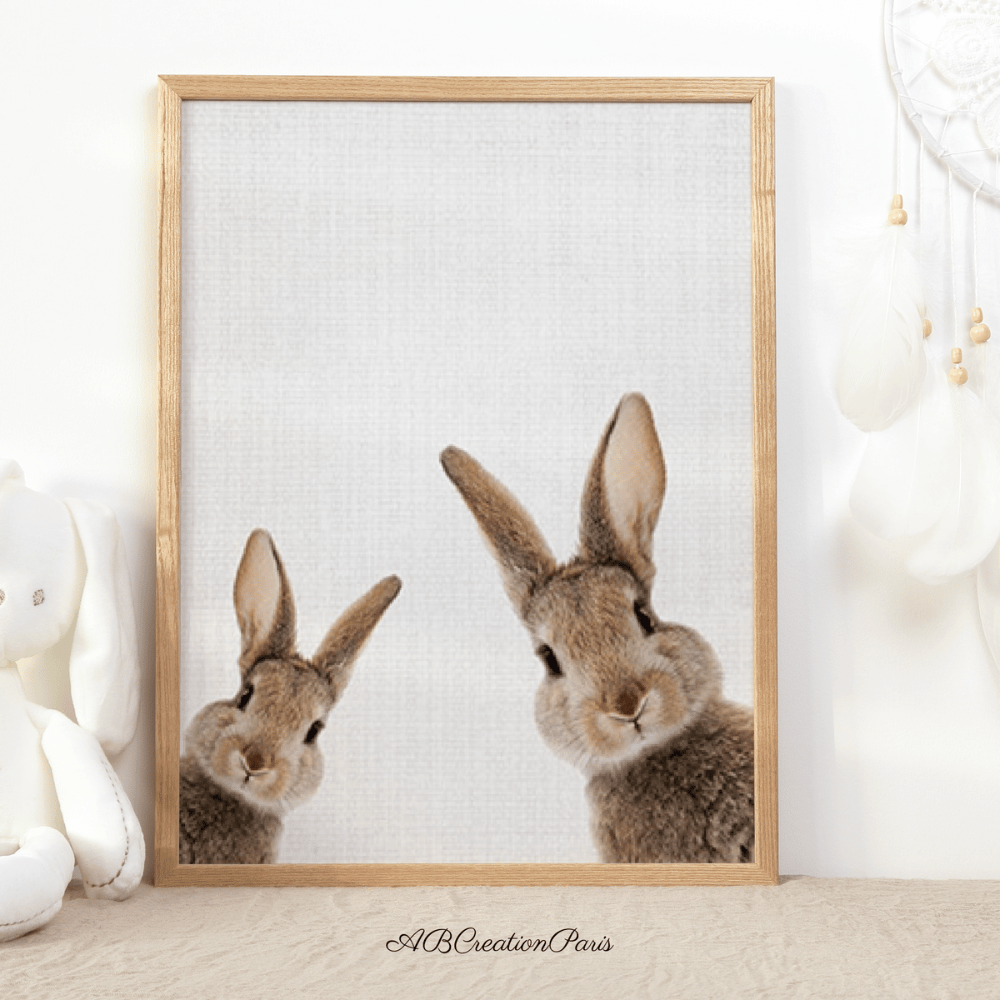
[441,446,557,616]
[313,575,401,702]
[579,393,666,589]
[234,529,297,674]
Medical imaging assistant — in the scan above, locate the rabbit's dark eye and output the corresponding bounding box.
[536,644,562,678]
[236,685,254,711]
[304,720,324,745]
[634,602,656,636]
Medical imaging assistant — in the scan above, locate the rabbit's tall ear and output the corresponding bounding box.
[579,393,666,589]
[441,446,557,616]
[234,529,297,674]
[313,575,401,702]
[63,498,140,758]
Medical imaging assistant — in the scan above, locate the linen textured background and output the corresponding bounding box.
[178,101,752,863]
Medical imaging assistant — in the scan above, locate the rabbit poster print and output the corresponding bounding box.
[160,78,776,883]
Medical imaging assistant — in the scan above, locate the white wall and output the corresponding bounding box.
[3,0,999,879]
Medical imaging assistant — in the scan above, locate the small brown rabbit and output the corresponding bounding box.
[441,393,754,863]
[178,529,401,864]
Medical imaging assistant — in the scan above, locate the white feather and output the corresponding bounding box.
[836,223,927,432]
[905,385,1000,584]
[969,341,1000,421]
[976,539,1000,675]
[850,344,957,538]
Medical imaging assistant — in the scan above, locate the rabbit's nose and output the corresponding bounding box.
[611,686,645,720]
[241,746,270,774]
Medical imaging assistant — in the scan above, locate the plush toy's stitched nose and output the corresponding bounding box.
[241,746,270,774]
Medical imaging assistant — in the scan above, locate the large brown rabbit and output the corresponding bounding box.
[178,529,401,864]
[441,393,754,863]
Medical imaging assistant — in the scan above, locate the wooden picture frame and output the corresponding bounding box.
[156,76,776,886]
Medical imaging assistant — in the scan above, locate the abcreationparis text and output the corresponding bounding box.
[385,927,613,955]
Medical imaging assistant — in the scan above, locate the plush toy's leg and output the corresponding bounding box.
[26,705,145,900]
[0,827,75,942]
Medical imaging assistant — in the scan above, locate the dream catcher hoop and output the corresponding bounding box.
[837,1,1000,669]
[885,0,1000,200]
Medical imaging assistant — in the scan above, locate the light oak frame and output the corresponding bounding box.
[156,75,776,887]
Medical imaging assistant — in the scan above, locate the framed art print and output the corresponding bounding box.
[156,76,776,886]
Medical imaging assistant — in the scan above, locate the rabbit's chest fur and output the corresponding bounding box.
[585,698,754,864]
[178,757,284,864]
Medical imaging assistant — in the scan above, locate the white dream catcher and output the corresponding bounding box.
[839,0,1000,666]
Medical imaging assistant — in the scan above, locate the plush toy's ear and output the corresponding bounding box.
[0,479,84,666]
[63,499,140,758]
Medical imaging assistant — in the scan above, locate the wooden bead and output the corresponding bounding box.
[922,318,932,338]
[970,308,990,344]
[888,194,907,226]
[949,348,966,386]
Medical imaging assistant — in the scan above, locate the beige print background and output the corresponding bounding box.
[178,100,752,863]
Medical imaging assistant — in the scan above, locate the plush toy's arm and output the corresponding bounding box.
[26,704,144,900]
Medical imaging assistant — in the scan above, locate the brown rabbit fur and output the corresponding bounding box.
[178,529,401,864]
[441,393,754,863]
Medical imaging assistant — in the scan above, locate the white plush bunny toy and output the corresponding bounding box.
[0,460,144,942]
